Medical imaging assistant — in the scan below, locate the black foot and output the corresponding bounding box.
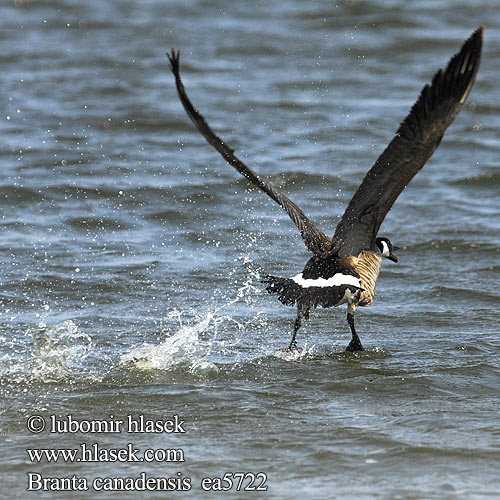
[278,340,303,354]
[346,312,364,352]
[345,337,364,352]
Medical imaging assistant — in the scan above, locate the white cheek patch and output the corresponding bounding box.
[380,240,390,257]
[292,273,360,289]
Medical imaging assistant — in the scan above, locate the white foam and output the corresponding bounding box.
[120,311,219,374]
[29,320,93,381]
[274,343,315,361]
[292,272,360,288]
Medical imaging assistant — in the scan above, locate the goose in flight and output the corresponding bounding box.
[167,27,482,352]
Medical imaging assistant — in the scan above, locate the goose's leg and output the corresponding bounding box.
[288,304,309,350]
[346,309,364,352]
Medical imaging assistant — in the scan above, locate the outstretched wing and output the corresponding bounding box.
[167,49,331,257]
[331,27,483,258]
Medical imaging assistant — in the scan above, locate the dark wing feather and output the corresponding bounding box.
[331,27,483,258]
[167,49,331,257]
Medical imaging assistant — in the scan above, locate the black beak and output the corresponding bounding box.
[388,253,398,263]
[388,244,399,262]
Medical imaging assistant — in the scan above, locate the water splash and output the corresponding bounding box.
[119,263,265,374]
[273,343,316,361]
[0,259,268,384]
[29,320,93,382]
[120,310,219,375]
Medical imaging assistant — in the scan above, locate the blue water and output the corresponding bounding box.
[1,1,500,498]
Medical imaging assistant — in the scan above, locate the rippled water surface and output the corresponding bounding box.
[1,1,500,498]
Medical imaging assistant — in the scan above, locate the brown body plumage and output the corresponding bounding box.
[343,251,382,308]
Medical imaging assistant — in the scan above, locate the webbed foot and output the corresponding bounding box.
[345,336,364,352]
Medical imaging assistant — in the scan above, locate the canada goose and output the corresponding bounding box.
[167,27,482,351]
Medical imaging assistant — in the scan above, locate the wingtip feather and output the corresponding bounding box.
[397,27,482,139]
[167,48,180,75]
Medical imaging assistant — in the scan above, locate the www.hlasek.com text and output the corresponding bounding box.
[27,443,184,463]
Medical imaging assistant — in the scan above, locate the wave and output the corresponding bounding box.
[450,172,500,189]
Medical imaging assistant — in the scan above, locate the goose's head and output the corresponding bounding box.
[376,237,399,263]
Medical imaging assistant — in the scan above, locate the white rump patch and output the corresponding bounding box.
[292,272,360,289]
[338,287,357,306]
